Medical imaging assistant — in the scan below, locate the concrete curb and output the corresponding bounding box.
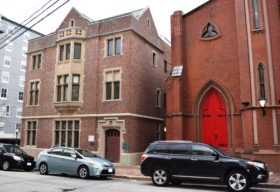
[256,183,280,189]
[114,175,150,181]
[114,175,280,189]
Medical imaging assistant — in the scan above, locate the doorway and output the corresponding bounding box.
[105,129,120,162]
[202,90,228,151]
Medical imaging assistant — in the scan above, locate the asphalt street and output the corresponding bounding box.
[0,170,278,192]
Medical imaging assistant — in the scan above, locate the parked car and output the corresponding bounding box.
[141,140,269,192]
[36,146,115,179]
[0,143,36,171]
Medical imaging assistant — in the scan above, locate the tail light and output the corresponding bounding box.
[141,154,148,162]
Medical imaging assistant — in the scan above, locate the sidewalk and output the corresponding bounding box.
[114,164,280,188]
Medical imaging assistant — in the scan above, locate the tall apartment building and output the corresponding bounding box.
[22,8,170,165]
[167,0,280,171]
[0,15,42,143]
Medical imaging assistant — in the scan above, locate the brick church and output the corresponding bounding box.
[166,0,280,171]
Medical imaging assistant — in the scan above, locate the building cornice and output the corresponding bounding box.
[22,112,164,121]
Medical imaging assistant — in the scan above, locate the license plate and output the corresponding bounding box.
[27,162,32,166]
[108,168,113,173]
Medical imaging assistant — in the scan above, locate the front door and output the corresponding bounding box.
[202,90,228,151]
[105,129,120,162]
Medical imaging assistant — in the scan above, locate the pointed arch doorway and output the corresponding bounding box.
[202,90,228,151]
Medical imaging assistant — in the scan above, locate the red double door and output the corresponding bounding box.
[202,90,228,151]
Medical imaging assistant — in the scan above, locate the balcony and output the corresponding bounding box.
[54,101,82,114]
[57,27,86,41]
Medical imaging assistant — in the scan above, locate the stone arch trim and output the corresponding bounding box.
[193,80,235,150]
[97,117,125,158]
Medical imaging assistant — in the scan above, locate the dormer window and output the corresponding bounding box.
[69,20,75,27]
[201,22,220,40]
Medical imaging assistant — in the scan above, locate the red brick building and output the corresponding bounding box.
[21,8,170,165]
[166,0,280,171]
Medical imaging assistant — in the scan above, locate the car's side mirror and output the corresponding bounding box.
[212,152,219,159]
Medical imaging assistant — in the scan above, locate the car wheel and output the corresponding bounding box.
[2,161,11,171]
[226,170,250,192]
[78,166,89,179]
[151,167,170,186]
[39,163,48,175]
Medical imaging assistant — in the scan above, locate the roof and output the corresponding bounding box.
[63,7,147,25]
[153,140,193,144]
[0,15,44,36]
[183,0,211,17]
[94,7,147,23]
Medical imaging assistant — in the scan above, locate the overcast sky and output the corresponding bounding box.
[0,0,208,40]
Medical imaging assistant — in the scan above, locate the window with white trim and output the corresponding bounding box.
[26,121,36,146]
[106,37,121,56]
[0,106,5,117]
[104,70,121,100]
[16,107,22,118]
[0,122,5,132]
[19,76,25,87]
[21,61,26,71]
[2,71,9,83]
[54,120,80,147]
[5,106,10,117]
[1,88,7,99]
[3,55,11,67]
[31,53,42,69]
[29,81,40,105]
[58,42,82,62]
[18,91,24,101]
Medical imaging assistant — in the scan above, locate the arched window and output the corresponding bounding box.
[258,63,265,98]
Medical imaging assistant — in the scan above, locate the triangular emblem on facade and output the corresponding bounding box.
[201,22,220,40]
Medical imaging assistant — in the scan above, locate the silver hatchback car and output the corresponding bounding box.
[36,147,115,179]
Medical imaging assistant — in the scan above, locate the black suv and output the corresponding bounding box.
[0,143,36,171]
[141,141,269,192]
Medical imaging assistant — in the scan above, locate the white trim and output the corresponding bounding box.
[245,0,258,145]
[22,112,164,121]
[262,0,278,145]
[3,55,11,67]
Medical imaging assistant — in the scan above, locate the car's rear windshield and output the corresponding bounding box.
[76,149,99,158]
[3,145,26,155]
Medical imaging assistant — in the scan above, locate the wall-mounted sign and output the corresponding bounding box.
[88,135,95,142]
[171,65,183,77]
